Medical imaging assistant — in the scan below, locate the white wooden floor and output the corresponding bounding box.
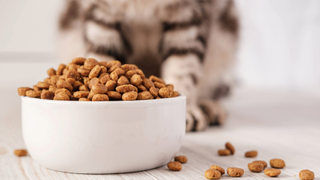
[0,61,320,179]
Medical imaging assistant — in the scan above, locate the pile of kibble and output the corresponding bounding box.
[17,57,179,101]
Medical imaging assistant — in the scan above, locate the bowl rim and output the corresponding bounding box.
[21,95,186,105]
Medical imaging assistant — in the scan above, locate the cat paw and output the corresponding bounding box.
[186,105,210,132]
[199,100,227,126]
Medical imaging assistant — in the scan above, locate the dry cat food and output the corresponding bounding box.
[270,158,286,168]
[205,169,221,179]
[218,149,231,156]
[299,169,315,180]
[225,142,235,154]
[167,161,182,171]
[14,149,28,157]
[264,168,281,177]
[252,160,267,168]
[210,165,225,175]
[17,58,180,101]
[248,162,264,172]
[227,167,244,177]
[174,156,188,163]
[245,150,258,157]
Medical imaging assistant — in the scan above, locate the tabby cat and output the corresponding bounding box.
[59,0,239,131]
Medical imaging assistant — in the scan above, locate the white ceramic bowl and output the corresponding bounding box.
[21,96,186,174]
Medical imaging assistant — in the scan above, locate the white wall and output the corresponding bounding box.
[0,0,319,88]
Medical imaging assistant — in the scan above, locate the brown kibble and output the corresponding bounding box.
[210,165,225,175]
[26,90,41,98]
[171,91,179,97]
[113,67,125,76]
[91,84,108,94]
[65,69,80,80]
[50,75,59,85]
[57,64,66,75]
[73,91,90,98]
[33,85,41,92]
[79,85,89,91]
[47,68,56,77]
[55,88,72,97]
[14,149,28,157]
[92,94,109,101]
[44,77,51,84]
[17,87,32,96]
[79,98,90,101]
[149,75,165,84]
[100,66,107,73]
[88,78,100,90]
[53,92,70,100]
[159,87,173,98]
[225,142,235,154]
[156,96,161,99]
[83,77,90,86]
[84,58,99,70]
[253,160,267,168]
[264,168,281,177]
[143,78,155,89]
[99,61,109,68]
[174,156,188,163]
[107,60,121,68]
[137,85,148,92]
[248,162,264,172]
[110,71,119,81]
[88,65,101,78]
[135,69,145,79]
[87,91,95,100]
[66,63,78,71]
[299,169,315,180]
[130,74,142,86]
[72,57,86,65]
[78,66,90,77]
[149,87,159,98]
[41,90,54,100]
[167,161,182,171]
[270,158,286,168]
[122,91,138,101]
[56,80,73,92]
[154,82,166,89]
[137,91,154,100]
[49,85,57,93]
[245,150,258,158]
[107,91,122,100]
[100,73,110,84]
[117,76,129,86]
[116,84,138,93]
[121,64,138,72]
[37,82,50,89]
[73,81,83,90]
[167,84,174,89]
[227,167,244,177]
[63,68,68,75]
[105,80,117,91]
[108,63,121,73]
[66,78,75,86]
[125,70,137,79]
[205,169,221,179]
[218,149,231,156]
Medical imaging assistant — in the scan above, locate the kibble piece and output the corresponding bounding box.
[174,156,188,163]
[105,80,117,91]
[41,90,54,100]
[253,160,267,168]
[92,94,109,101]
[47,68,56,77]
[26,90,42,98]
[171,91,179,97]
[116,84,138,93]
[264,168,281,177]
[125,70,137,79]
[50,75,60,85]
[84,58,99,70]
[159,87,173,98]
[135,69,145,79]
[108,60,121,68]
[107,91,122,100]
[37,82,50,89]
[108,64,121,73]
[225,142,235,154]
[87,91,95,100]
[218,149,231,156]
[137,91,154,100]
[73,91,90,98]
[72,57,86,65]
[55,88,72,97]
[156,96,161,99]
[113,67,125,76]
[56,80,73,92]
[270,158,285,168]
[137,85,148,92]
[66,63,78,71]
[99,61,109,68]
[167,84,174,89]
[227,167,244,177]
[33,85,41,92]
[53,92,70,101]
[210,165,225,175]
[63,68,68,75]
[167,161,182,171]
[88,78,100,90]
[57,64,66,75]
[245,150,258,158]
[79,85,89,91]
[154,82,166,89]
[100,73,111,85]
[66,78,75,86]
[130,74,143,86]
[78,66,90,77]
[205,169,221,179]
[117,76,129,86]
[299,169,314,180]
[121,64,138,72]
[91,84,108,94]
[149,75,165,84]
[44,78,51,84]
[73,81,83,90]
[143,78,155,89]
[100,66,107,73]
[14,149,28,157]
[49,85,57,93]
[79,98,90,101]
[65,69,80,80]
[110,71,119,81]
[88,65,101,78]
[122,91,138,101]
[149,87,159,98]
[248,162,264,172]
[18,87,32,96]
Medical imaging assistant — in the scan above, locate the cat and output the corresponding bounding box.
[58,0,239,131]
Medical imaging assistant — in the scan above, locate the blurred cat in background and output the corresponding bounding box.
[59,0,239,131]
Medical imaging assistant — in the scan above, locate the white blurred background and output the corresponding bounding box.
[0,0,320,90]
